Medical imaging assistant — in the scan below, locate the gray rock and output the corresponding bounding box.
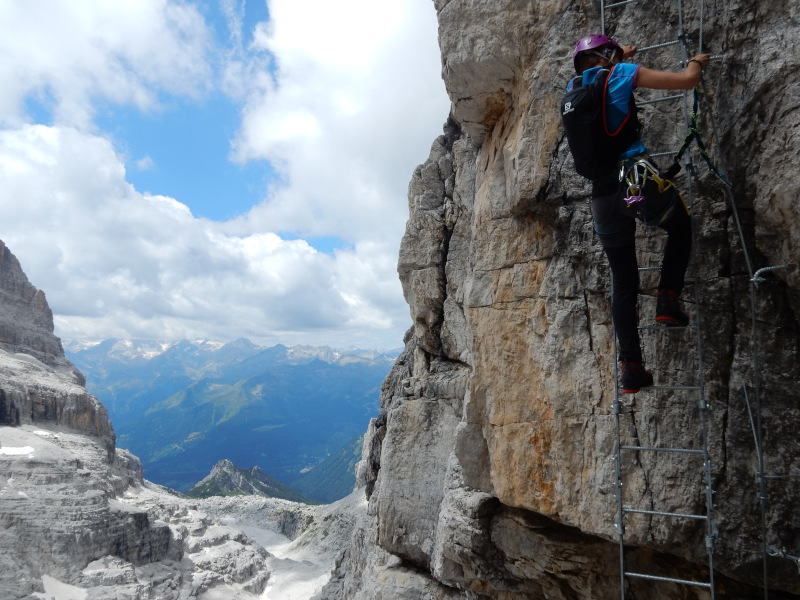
[0,239,82,382]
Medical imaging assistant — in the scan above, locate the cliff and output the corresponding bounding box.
[319,1,800,599]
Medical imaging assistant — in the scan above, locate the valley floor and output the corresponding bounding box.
[195,489,366,600]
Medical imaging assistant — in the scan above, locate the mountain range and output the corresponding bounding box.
[66,338,396,501]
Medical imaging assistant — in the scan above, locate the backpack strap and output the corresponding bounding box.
[602,64,633,137]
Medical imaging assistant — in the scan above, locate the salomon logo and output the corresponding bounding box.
[562,102,574,115]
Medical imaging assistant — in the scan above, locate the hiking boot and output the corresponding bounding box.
[656,289,689,327]
[620,360,654,394]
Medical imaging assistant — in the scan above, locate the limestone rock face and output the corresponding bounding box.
[0,239,81,380]
[319,1,800,599]
[0,350,116,456]
[0,241,113,454]
[0,425,172,598]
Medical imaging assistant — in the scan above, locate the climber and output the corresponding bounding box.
[563,34,710,393]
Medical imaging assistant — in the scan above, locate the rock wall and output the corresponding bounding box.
[319,1,800,598]
[0,238,114,452]
[0,239,81,379]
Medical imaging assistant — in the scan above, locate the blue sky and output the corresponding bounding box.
[17,1,275,223]
[98,95,276,223]
[0,0,450,349]
[100,0,275,223]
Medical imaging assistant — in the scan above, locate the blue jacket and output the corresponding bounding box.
[568,63,646,160]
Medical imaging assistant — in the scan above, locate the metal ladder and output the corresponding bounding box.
[601,0,717,597]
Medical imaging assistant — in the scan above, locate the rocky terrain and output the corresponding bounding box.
[198,490,367,599]
[316,1,800,599]
[0,239,357,599]
[0,239,263,599]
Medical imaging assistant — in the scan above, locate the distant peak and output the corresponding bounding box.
[187,459,311,503]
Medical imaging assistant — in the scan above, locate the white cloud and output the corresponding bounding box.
[226,0,448,243]
[0,0,450,349]
[136,156,155,171]
[0,0,212,129]
[220,0,247,50]
[0,125,409,347]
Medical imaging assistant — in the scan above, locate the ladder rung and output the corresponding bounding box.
[625,571,712,588]
[764,474,800,480]
[638,94,684,106]
[623,506,708,520]
[648,150,677,158]
[638,39,682,53]
[604,0,640,8]
[649,384,702,391]
[620,445,705,455]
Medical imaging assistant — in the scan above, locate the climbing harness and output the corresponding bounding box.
[619,157,679,224]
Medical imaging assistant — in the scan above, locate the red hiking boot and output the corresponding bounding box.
[656,289,689,327]
[620,360,654,393]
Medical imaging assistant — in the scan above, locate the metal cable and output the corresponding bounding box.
[743,384,770,599]
[693,5,798,597]
[767,548,800,575]
[699,0,705,53]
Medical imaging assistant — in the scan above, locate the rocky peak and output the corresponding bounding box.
[188,459,311,503]
[0,241,111,448]
[0,241,275,598]
[0,239,81,380]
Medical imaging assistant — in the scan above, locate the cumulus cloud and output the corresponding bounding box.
[0,0,450,349]
[226,0,447,243]
[0,0,212,129]
[0,125,406,346]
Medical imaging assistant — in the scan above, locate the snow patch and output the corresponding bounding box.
[34,575,87,600]
[0,446,35,456]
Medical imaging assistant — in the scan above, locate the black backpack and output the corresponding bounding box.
[560,66,640,181]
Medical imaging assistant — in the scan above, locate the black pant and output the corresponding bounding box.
[592,178,692,363]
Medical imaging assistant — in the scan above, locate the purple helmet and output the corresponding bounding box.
[572,34,622,72]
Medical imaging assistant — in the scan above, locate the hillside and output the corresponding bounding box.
[67,339,394,498]
[187,459,313,503]
[288,435,364,503]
